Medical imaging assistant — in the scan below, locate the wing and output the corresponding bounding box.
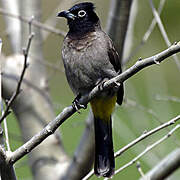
[107,38,121,73]
[107,36,124,105]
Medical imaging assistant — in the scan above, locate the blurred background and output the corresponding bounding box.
[1,0,180,179]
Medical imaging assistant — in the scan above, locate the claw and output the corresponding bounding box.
[97,78,109,91]
[72,101,80,113]
[72,94,87,113]
[98,83,104,91]
[113,80,120,88]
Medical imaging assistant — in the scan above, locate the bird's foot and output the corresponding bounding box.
[97,78,109,91]
[113,80,121,89]
[72,93,87,113]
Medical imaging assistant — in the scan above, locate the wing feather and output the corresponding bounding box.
[106,36,124,105]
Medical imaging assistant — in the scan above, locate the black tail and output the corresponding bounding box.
[94,116,115,177]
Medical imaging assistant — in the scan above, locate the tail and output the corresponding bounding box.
[94,116,115,177]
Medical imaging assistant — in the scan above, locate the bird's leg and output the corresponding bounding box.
[72,93,87,112]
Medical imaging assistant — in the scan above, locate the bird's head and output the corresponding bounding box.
[57,2,100,37]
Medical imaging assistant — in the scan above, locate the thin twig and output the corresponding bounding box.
[124,98,180,147]
[0,38,5,148]
[123,0,166,65]
[4,115,10,151]
[155,94,180,103]
[82,169,93,179]
[0,38,11,152]
[28,16,34,35]
[110,124,180,179]
[0,38,17,179]
[82,115,180,180]
[149,0,180,71]
[115,115,180,157]
[0,8,66,37]
[136,161,146,179]
[9,42,180,164]
[0,39,2,104]
[29,54,63,72]
[140,148,180,180]
[42,0,72,40]
[0,33,34,123]
[0,39,3,103]
[124,98,159,122]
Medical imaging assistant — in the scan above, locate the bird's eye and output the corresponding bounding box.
[78,10,86,17]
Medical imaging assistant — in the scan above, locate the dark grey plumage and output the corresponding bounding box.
[58,2,124,177]
[62,28,120,96]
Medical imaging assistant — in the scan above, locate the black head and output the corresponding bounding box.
[57,2,100,37]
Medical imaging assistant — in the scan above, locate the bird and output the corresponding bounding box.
[57,2,124,178]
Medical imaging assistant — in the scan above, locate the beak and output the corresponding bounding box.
[57,10,76,20]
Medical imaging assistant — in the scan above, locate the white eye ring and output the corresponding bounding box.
[78,10,86,17]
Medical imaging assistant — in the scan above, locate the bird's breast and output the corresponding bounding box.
[61,32,117,95]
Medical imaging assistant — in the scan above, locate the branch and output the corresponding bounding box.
[122,0,137,65]
[106,0,133,60]
[29,53,64,72]
[0,148,17,180]
[124,98,180,147]
[0,39,5,148]
[136,161,145,179]
[62,111,95,180]
[0,8,66,37]
[111,124,180,179]
[42,1,75,40]
[10,105,75,163]
[2,1,69,179]
[140,148,180,180]
[114,115,180,158]
[8,42,180,165]
[79,41,180,106]
[0,0,21,53]
[0,33,34,123]
[155,94,180,103]
[82,115,180,180]
[123,0,166,65]
[149,0,180,72]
